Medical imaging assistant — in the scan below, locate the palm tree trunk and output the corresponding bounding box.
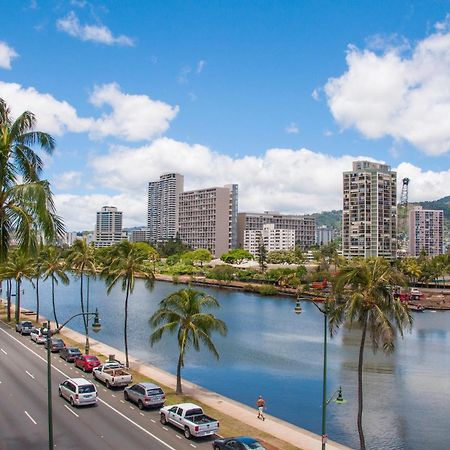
[35,277,40,324]
[124,281,130,368]
[176,352,183,394]
[6,279,11,322]
[51,277,59,328]
[85,276,90,354]
[357,317,368,450]
[15,279,21,323]
[80,273,88,335]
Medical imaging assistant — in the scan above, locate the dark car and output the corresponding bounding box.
[15,320,33,335]
[60,347,82,362]
[212,437,267,450]
[45,337,66,352]
[75,354,101,372]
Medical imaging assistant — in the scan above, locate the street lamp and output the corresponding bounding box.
[294,297,345,450]
[45,309,101,450]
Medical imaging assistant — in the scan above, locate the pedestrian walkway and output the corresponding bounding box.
[61,326,351,450]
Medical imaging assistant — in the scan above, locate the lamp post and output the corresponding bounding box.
[295,297,344,450]
[45,309,101,449]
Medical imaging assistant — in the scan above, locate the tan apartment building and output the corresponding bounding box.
[342,161,397,259]
[178,184,238,257]
[408,206,444,257]
[237,212,316,249]
[244,223,295,256]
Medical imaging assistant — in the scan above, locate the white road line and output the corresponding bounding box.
[103,388,107,392]
[24,411,37,424]
[139,412,144,416]
[150,419,156,423]
[111,394,116,398]
[190,444,197,448]
[129,406,135,410]
[25,370,35,380]
[162,426,168,431]
[64,404,79,417]
[1,348,7,355]
[176,435,181,439]
[120,400,125,404]
[0,325,177,450]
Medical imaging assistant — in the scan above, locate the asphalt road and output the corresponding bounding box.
[0,320,216,450]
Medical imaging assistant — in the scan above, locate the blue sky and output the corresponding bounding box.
[1,0,449,230]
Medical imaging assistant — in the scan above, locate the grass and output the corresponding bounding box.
[0,302,301,450]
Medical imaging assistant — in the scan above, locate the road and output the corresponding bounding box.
[0,320,215,450]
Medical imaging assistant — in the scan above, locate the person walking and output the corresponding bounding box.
[256,395,266,421]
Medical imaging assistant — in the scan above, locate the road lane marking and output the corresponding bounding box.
[1,348,7,355]
[139,412,144,416]
[64,405,79,417]
[176,435,181,439]
[120,400,125,403]
[111,394,116,397]
[25,370,35,380]
[151,419,156,423]
[24,411,37,424]
[190,444,197,448]
[103,389,107,392]
[0,325,177,450]
[162,426,168,431]
[129,405,135,410]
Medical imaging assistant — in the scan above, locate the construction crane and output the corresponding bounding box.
[397,177,410,255]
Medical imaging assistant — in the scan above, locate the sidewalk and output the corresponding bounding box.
[61,326,351,450]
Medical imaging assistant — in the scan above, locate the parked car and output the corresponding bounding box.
[160,403,219,439]
[124,382,165,409]
[44,337,66,352]
[30,327,46,344]
[58,377,97,407]
[93,364,132,389]
[74,354,101,372]
[60,347,82,362]
[212,437,267,450]
[15,320,33,335]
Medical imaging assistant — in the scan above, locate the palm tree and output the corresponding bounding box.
[329,257,412,450]
[103,241,155,367]
[31,247,46,323]
[66,239,97,353]
[0,251,34,323]
[41,246,69,328]
[0,98,64,263]
[149,287,227,394]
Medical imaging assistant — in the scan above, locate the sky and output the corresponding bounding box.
[1,0,449,231]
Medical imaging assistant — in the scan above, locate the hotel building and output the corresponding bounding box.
[408,206,444,257]
[94,206,123,248]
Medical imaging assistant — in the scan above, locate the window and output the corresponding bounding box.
[78,384,96,394]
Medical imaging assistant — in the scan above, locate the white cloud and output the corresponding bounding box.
[52,171,82,190]
[311,88,320,101]
[285,122,299,134]
[0,81,93,135]
[0,41,19,70]
[325,20,450,155]
[57,11,134,46]
[89,83,179,141]
[0,81,178,142]
[196,60,206,74]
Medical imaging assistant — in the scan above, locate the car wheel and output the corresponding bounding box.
[123,391,129,401]
[184,427,192,439]
[58,388,62,397]
[70,397,75,407]
[138,400,144,410]
[160,414,167,425]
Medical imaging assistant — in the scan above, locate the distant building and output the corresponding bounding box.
[244,223,295,256]
[408,206,444,257]
[178,184,238,257]
[94,206,123,248]
[128,228,150,243]
[316,225,334,246]
[237,212,316,250]
[63,231,80,246]
[342,161,397,259]
[148,173,184,242]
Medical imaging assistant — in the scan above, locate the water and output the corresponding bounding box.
[18,277,450,450]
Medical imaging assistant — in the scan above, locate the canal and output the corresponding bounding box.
[19,277,450,450]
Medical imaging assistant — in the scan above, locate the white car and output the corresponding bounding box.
[30,327,46,344]
[59,378,98,407]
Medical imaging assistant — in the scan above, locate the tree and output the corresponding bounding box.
[103,241,155,367]
[0,99,64,262]
[329,258,412,450]
[41,246,69,328]
[182,249,213,267]
[31,247,46,324]
[220,249,253,264]
[258,244,267,272]
[67,240,97,354]
[0,251,34,323]
[149,288,227,394]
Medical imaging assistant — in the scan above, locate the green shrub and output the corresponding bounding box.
[257,285,279,296]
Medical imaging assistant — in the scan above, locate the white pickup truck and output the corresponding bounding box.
[92,363,132,389]
[160,403,219,439]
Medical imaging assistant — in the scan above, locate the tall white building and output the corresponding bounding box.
[178,184,238,257]
[342,161,397,259]
[408,206,444,257]
[94,206,123,248]
[316,225,334,246]
[244,223,295,256]
[148,173,184,243]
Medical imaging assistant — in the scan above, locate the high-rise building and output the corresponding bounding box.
[148,173,184,242]
[237,212,316,249]
[94,206,123,247]
[342,161,397,259]
[244,223,295,256]
[408,206,444,257]
[178,184,238,257]
[316,225,335,246]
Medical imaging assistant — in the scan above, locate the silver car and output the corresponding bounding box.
[124,382,166,410]
[30,327,46,344]
[59,378,97,407]
[15,320,33,335]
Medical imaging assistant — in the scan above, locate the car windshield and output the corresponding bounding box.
[78,385,95,394]
[185,408,203,417]
[147,388,163,395]
[69,349,80,354]
[23,322,32,327]
[86,357,98,362]
[53,339,64,345]
[242,442,266,450]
